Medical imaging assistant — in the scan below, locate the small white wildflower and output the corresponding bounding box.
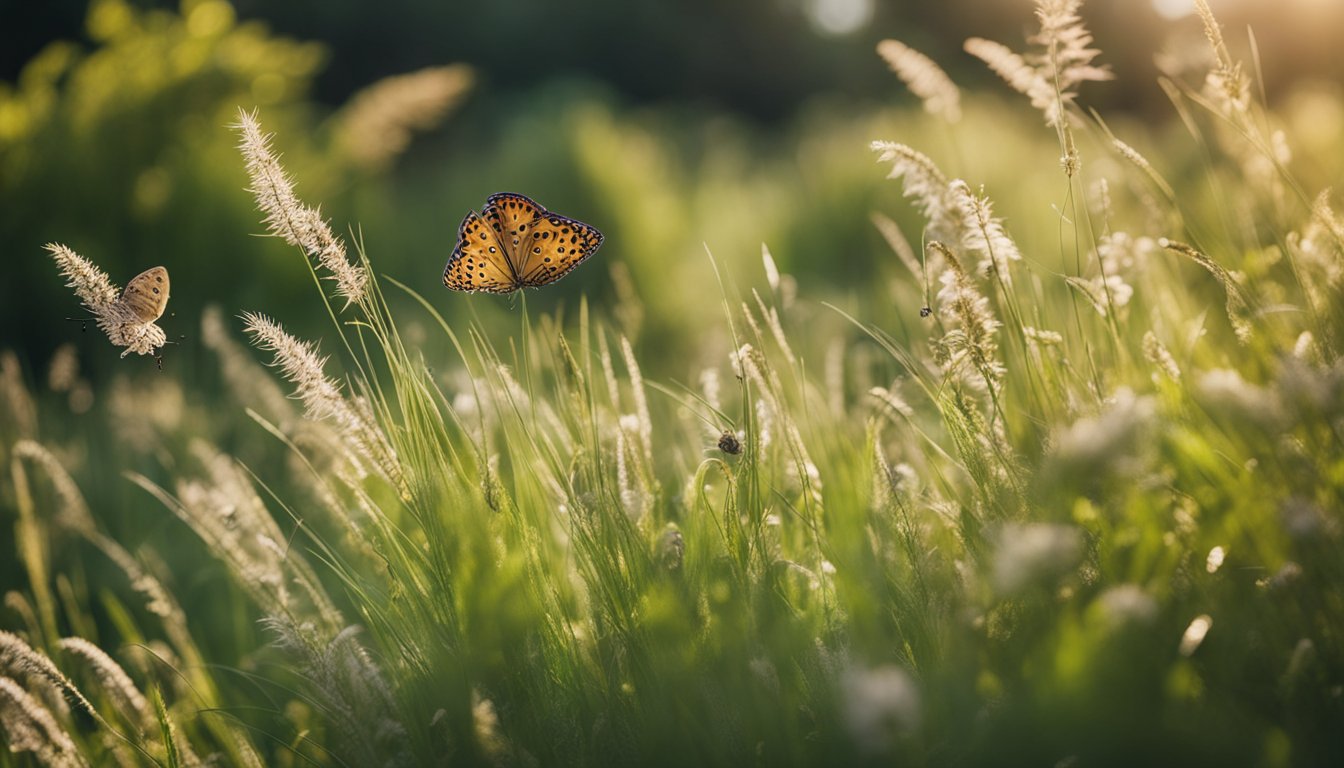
[842,665,921,755]
[1051,388,1155,474]
[1205,546,1225,574]
[1196,368,1282,427]
[1179,614,1213,656]
[1092,585,1158,629]
[1293,331,1316,361]
[1142,332,1181,381]
[820,560,837,575]
[452,391,479,420]
[992,523,1084,594]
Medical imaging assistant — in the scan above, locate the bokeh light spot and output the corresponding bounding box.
[807,0,874,36]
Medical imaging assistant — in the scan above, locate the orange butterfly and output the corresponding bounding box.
[443,192,604,294]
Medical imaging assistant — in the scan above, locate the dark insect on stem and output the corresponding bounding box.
[718,431,742,455]
[920,306,932,318]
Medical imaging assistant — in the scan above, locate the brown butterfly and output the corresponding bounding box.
[443,192,603,294]
[118,266,170,322]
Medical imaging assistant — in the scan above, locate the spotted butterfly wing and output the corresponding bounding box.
[118,267,170,322]
[443,211,520,294]
[484,192,604,288]
[443,192,602,293]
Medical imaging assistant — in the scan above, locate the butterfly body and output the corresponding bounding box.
[444,192,603,294]
[119,266,170,322]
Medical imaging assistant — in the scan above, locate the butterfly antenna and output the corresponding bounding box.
[155,355,164,371]
[64,316,92,332]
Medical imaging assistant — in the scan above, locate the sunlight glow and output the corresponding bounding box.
[807,0,874,36]
[1152,0,1196,19]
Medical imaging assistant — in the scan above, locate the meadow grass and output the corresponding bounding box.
[4,1,1344,765]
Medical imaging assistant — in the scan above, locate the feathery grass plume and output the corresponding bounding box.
[13,440,97,536]
[876,39,962,123]
[870,142,961,243]
[471,690,508,765]
[929,242,1004,394]
[658,524,685,572]
[234,109,367,307]
[13,441,184,631]
[1111,138,1177,203]
[870,211,924,286]
[57,638,151,732]
[1029,0,1112,95]
[1311,190,1344,256]
[0,631,102,726]
[825,338,845,415]
[331,64,473,172]
[106,376,185,454]
[761,243,781,293]
[753,291,797,368]
[46,344,79,393]
[1193,0,1249,116]
[201,305,295,425]
[1159,239,1253,343]
[699,367,722,411]
[1,351,38,442]
[868,386,915,422]
[242,312,404,489]
[619,335,654,464]
[45,244,167,358]
[966,0,1110,128]
[1022,327,1063,347]
[1142,332,1181,381]
[264,620,411,767]
[963,38,1058,125]
[616,414,650,518]
[169,441,343,631]
[0,676,88,768]
[950,180,1021,286]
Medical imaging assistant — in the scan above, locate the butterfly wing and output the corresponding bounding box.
[443,210,521,293]
[481,192,546,272]
[517,212,603,287]
[484,192,603,288]
[119,267,170,322]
